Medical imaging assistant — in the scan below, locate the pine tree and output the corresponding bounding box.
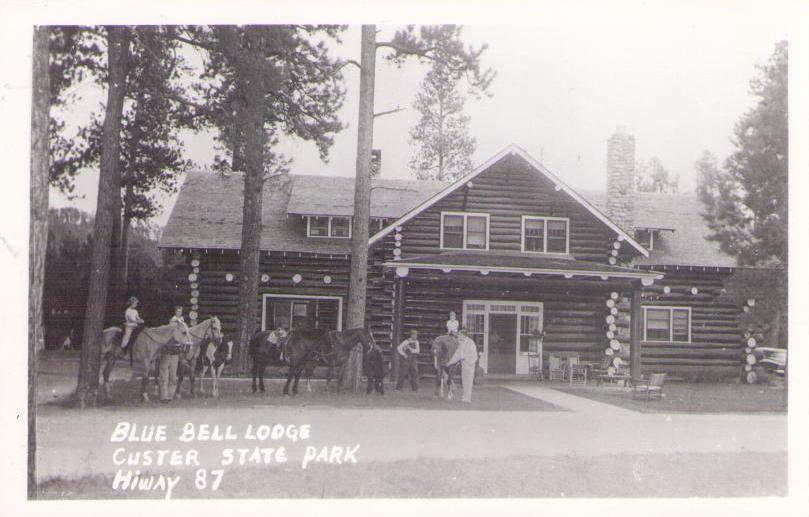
[697,41,787,266]
[636,156,679,193]
[408,62,477,181]
[179,26,345,370]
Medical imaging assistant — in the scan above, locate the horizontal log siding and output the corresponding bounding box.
[171,246,396,352]
[400,155,635,264]
[638,269,742,379]
[397,269,636,367]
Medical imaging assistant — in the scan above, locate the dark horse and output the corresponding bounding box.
[431,334,460,399]
[326,327,385,394]
[249,328,330,395]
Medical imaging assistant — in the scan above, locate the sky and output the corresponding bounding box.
[49,6,789,227]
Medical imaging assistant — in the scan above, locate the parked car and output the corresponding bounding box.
[756,347,786,377]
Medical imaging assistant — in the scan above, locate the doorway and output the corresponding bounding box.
[463,300,543,374]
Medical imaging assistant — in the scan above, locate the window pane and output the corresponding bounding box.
[635,229,651,247]
[309,216,329,236]
[330,217,350,237]
[645,309,670,340]
[443,215,464,248]
[524,219,545,252]
[291,302,309,329]
[273,302,291,330]
[466,216,487,249]
[547,220,567,253]
[672,310,689,342]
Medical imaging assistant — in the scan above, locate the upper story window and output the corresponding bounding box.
[307,216,352,238]
[440,212,489,250]
[643,306,691,342]
[521,216,569,254]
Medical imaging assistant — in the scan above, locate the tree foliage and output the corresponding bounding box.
[403,26,494,181]
[635,156,679,193]
[697,41,787,266]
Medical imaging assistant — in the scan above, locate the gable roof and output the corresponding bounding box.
[368,144,650,257]
[581,190,737,268]
[287,175,446,219]
[159,171,447,254]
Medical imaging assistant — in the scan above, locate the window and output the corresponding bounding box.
[263,295,343,331]
[307,216,352,238]
[440,212,490,250]
[521,216,569,254]
[308,216,329,237]
[635,229,654,250]
[643,306,691,342]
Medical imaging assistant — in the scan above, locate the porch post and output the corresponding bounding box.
[391,276,405,384]
[630,283,643,381]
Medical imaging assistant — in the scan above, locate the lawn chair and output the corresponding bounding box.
[632,372,666,400]
[548,353,565,381]
[568,355,587,385]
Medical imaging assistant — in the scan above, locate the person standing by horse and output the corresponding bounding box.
[396,329,420,392]
[121,297,145,353]
[446,328,479,403]
[158,306,187,402]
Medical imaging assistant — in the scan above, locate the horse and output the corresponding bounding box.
[248,328,331,395]
[325,327,384,394]
[129,323,193,402]
[196,338,233,398]
[431,334,460,399]
[171,317,223,399]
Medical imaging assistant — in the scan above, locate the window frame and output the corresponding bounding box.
[520,216,570,255]
[642,305,692,343]
[261,293,344,331]
[440,211,490,251]
[306,215,352,239]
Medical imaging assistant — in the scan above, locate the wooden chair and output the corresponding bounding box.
[632,373,667,400]
[548,354,565,381]
[568,355,588,385]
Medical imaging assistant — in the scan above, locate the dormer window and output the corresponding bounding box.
[521,216,569,254]
[440,212,489,250]
[307,216,352,238]
[635,229,654,250]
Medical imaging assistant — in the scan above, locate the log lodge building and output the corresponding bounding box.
[160,128,745,380]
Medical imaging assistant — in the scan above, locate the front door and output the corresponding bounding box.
[488,313,518,374]
[463,300,543,375]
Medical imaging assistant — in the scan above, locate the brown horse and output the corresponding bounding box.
[249,328,331,395]
[431,334,460,399]
[325,327,384,394]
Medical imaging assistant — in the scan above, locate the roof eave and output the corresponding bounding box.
[383,260,663,281]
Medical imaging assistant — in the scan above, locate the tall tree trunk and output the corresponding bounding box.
[121,209,132,285]
[75,27,129,408]
[108,187,123,323]
[29,24,50,499]
[343,25,377,391]
[233,30,267,372]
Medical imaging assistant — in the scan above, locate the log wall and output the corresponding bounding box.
[399,154,636,264]
[638,268,742,380]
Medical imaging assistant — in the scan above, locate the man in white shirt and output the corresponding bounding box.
[396,329,420,391]
[446,328,479,403]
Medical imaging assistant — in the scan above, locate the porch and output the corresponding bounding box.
[384,252,662,382]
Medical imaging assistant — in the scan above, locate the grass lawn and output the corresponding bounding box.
[37,450,786,499]
[46,375,563,412]
[556,381,786,413]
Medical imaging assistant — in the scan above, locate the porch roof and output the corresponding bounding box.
[384,252,664,281]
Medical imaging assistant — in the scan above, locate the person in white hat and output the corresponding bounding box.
[446,327,479,403]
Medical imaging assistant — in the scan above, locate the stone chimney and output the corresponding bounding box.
[606,126,635,231]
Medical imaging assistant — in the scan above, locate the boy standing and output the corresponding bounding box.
[396,329,420,391]
[159,306,187,402]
